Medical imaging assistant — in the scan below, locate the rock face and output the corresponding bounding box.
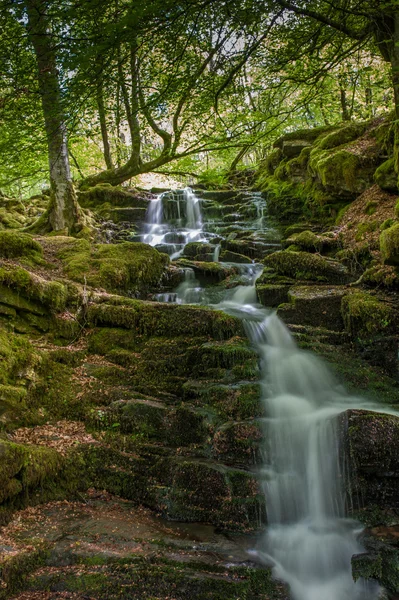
[341,410,399,597]
[257,117,395,224]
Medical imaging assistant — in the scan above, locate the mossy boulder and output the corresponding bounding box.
[263,250,350,284]
[212,420,262,466]
[341,291,397,338]
[277,285,348,331]
[308,147,373,197]
[284,230,338,254]
[78,184,150,209]
[0,265,68,313]
[380,222,399,266]
[155,458,264,530]
[183,242,214,261]
[87,298,242,339]
[175,258,236,282]
[0,440,61,505]
[341,410,399,512]
[50,236,169,295]
[374,158,398,192]
[0,231,43,261]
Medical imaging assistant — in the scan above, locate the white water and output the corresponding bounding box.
[215,284,385,600]
[142,189,391,600]
[142,187,205,259]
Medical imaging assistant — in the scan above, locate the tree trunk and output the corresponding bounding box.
[96,71,114,170]
[339,85,350,122]
[26,0,82,233]
[391,11,399,175]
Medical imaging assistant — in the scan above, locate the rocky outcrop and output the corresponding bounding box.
[341,409,399,597]
[257,117,396,224]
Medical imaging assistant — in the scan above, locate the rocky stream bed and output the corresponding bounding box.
[0,125,399,598]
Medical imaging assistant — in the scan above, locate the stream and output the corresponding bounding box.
[142,188,384,600]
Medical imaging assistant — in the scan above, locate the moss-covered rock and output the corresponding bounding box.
[0,231,43,261]
[175,258,236,282]
[212,420,262,466]
[341,410,399,512]
[380,222,399,266]
[50,237,169,295]
[87,299,242,339]
[341,291,397,338]
[277,285,347,331]
[308,147,373,197]
[183,242,214,261]
[78,184,150,209]
[0,440,62,505]
[263,250,350,284]
[284,230,338,254]
[374,157,397,192]
[155,458,264,530]
[0,264,68,313]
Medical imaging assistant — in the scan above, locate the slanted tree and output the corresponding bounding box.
[25,0,83,233]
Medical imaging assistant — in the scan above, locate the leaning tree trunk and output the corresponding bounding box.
[26,0,82,233]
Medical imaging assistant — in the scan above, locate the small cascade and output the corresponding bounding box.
[142,188,205,258]
[175,268,205,304]
[212,243,221,262]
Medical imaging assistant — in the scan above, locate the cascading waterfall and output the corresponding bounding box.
[243,310,382,600]
[141,187,388,599]
[142,187,204,258]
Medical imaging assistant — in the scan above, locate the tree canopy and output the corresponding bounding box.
[0,0,395,230]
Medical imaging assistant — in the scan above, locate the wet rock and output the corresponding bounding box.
[341,410,399,512]
[220,250,252,264]
[277,285,348,331]
[212,420,263,466]
[256,283,291,307]
[0,494,288,600]
[175,258,237,282]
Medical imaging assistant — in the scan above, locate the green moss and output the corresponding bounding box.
[361,265,399,289]
[380,222,399,265]
[380,218,396,231]
[256,178,307,223]
[0,265,68,312]
[341,291,397,338]
[364,201,377,215]
[309,147,363,194]
[374,157,397,192]
[274,124,337,147]
[0,327,39,387]
[54,237,169,294]
[355,221,378,241]
[0,231,43,261]
[316,122,367,150]
[0,543,50,600]
[87,300,241,340]
[264,250,349,283]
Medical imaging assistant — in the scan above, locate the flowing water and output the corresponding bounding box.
[142,187,206,259]
[142,188,388,600]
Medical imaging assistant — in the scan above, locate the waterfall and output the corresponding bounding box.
[245,312,382,600]
[142,187,204,258]
[142,187,388,598]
